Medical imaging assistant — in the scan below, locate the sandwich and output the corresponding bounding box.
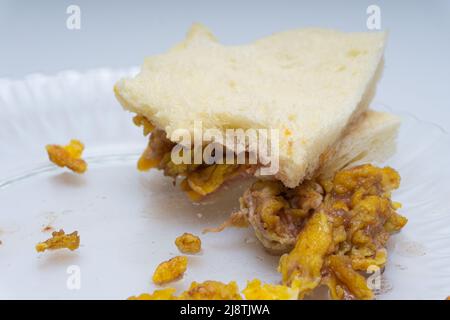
[114,23,386,196]
[114,24,407,299]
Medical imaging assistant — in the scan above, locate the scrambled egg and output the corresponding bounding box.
[325,255,373,300]
[241,179,323,243]
[129,280,242,300]
[278,164,407,300]
[185,164,242,196]
[152,256,188,285]
[131,115,408,300]
[46,140,87,174]
[179,281,242,300]
[35,229,80,252]
[133,115,155,136]
[129,279,302,300]
[278,210,332,297]
[128,288,177,300]
[180,179,206,202]
[175,233,201,254]
[132,115,247,201]
[243,279,298,300]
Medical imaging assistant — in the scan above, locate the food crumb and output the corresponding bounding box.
[129,280,242,300]
[196,213,203,219]
[180,281,242,300]
[41,225,54,233]
[243,279,298,300]
[152,256,188,285]
[36,229,80,252]
[128,288,177,300]
[46,139,87,174]
[175,233,201,254]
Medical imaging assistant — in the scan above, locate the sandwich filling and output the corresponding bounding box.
[133,115,256,201]
[132,112,376,202]
[237,164,407,299]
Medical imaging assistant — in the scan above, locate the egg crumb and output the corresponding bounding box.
[152,256,188,285]
[179,281,242,300]
[128,288,177,300]
[243,279,299,300]
[46,139,87,174]
[35,229,80,252]
[175,233,201,254]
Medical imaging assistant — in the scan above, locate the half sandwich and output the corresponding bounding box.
[115,23,387,196]
[114,24,407,300]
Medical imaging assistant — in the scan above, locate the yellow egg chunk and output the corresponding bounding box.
[152,256,188,285]
[131,114,249,201]
[133,115,155,136]
[46,139,87,174]
[175,233,201,254]
[327,255,373,300]
[35,229,80,252]
[276,164,407,300]
[128,288,177,300]
[180,179,204,202]
[127,281,242,300]
[137,154,160,171]
[179,281,242,300]
[243,279,299,300]
[278,211,332,297]
[186,164,241,196]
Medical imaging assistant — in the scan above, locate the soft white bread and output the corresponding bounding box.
[318,110,400,178]
[247,110,400,254]
[115,23,387,188]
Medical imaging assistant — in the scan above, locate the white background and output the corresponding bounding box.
[0,0,449,129]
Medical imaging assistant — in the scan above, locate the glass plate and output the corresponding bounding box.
[0,69,449,299]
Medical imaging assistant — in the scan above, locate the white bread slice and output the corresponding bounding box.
[114,23,387,188]
[318,110,400,178]
[246,110,400,254]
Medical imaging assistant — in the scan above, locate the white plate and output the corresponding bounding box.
[0,69,449,300]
